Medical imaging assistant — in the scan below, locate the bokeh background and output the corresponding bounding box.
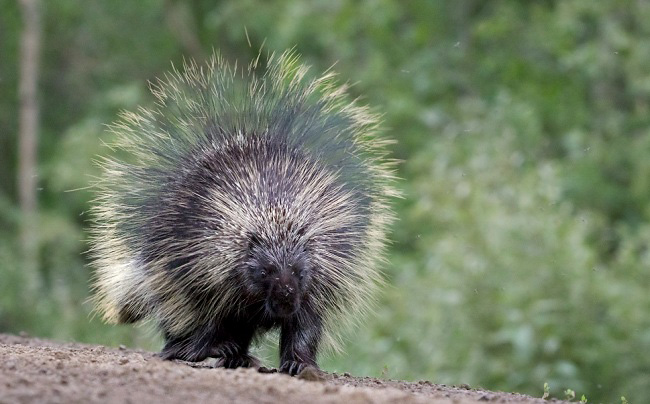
[2,1,650,402]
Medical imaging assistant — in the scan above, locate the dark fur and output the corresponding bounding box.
[158,293,322,375]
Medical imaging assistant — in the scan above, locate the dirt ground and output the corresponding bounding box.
[0,333,567,404]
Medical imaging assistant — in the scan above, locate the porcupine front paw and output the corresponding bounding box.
[159,346,211,362]
[215,353,260,369]
[279,360,318,376]
[209,342,260,369]
[159,338,211,362]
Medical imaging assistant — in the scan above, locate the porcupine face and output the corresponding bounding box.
[244,235,312,318]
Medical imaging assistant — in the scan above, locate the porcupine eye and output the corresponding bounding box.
[260,263,276,277]
[290,263,306,281]
[248,260,273,278]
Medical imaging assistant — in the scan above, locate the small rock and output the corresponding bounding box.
[258,366,277,374]
[460,383,471,390]
[118,345,127,350]
[297,366,327,382]
[343,372,351,377]
[194,357,217,367]
[19,331,29,338]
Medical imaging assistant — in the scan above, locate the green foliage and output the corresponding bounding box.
[1,0,649,403]
[565,389,576,401]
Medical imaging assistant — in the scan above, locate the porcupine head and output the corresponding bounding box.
[89,50,398,375]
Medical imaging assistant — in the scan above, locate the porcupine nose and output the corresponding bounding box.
[267,273,299,317]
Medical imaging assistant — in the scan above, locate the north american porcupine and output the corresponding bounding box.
[90,51,397,375]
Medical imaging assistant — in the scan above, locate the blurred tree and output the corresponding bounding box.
[17,0,41,293]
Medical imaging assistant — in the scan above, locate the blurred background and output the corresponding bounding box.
[1,0,649,402]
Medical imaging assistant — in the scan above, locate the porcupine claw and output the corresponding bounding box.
[209,342,260,369]
[215,354,260,369]
[279,360,318,376]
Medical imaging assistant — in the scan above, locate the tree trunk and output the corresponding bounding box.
[18,0,42,292]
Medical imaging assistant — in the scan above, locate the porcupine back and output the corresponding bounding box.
[90,51,398,352]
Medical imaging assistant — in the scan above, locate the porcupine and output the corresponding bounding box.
[90,51,397,375]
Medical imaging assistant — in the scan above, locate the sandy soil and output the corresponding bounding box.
[0,333,567,404]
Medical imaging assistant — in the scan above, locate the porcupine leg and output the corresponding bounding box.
[159,324,217,362]
[279,306,322,376]
[209,341,260,369]
[208,322,260,369]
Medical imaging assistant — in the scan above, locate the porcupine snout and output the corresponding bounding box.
[266,270,301,318]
